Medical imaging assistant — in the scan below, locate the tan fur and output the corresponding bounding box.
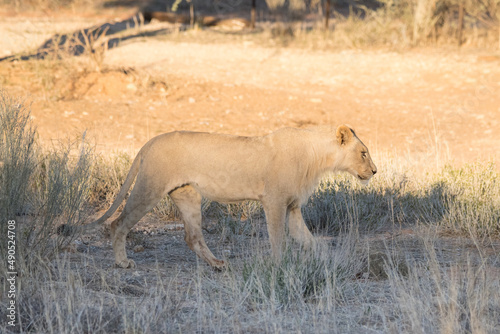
[90,125,376,269]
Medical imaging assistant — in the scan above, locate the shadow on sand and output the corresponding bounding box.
[0,13,185,62]
[0,0,384,63]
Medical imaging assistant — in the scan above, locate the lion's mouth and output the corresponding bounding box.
[357,174,371,185]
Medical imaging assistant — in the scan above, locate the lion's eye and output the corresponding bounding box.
[361,152,367,159]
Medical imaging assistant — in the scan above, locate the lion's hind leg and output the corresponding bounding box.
[110,173,169,268]
[110,213,137,269]
[170,185,225,269]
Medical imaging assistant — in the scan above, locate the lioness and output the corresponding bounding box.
[82,125,376,269]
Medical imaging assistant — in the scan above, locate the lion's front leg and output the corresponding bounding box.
[170,186,225,269]
[288,206,315,250]
[263,203,287,260]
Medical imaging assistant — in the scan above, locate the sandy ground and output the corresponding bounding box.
[0,14,499,164]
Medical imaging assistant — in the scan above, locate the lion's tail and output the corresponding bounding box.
[58,151,142,236]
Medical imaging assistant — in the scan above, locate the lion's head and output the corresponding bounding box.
[336,125,377,185]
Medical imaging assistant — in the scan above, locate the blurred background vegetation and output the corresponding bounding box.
[1,0,499,47]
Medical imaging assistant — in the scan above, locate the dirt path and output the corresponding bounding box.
[105,41,500,162]
[1,17,499,163]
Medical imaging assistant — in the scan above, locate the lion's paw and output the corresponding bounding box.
[115,259,136,269]
[212,259,226,271]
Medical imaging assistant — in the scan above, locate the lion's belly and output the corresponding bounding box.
[191,176,265,203]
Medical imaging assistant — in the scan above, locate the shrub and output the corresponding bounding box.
[27,137,94,263]
[0,91,94,272]
[241,229,363,308]
[435,162,500,237]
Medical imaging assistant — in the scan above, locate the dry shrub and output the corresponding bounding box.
[377,0,500,46]
[240,229,364,308]
[0,91,94,273]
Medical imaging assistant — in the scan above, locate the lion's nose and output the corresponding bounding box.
[372,169,377,175]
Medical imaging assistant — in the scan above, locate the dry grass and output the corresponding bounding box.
[1,210,499,333]
[0,92,499,333]
[0,92,94,273]
[259,0,500,49]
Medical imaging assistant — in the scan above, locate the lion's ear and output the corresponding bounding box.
[336,125,353,145]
